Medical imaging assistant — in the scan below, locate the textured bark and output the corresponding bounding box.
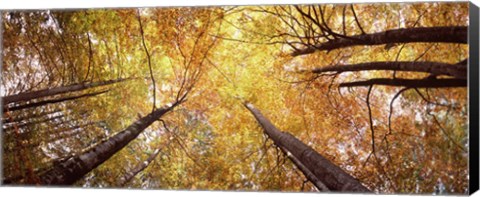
[277,145,329,191]
[5,90,109,112]
[34,101,182,185]
[119,148,162,186]
[244,103,370,192]
[2,78,127,105]
[312,61,467,79]
[292,26,467,56]
[339,78,467,88]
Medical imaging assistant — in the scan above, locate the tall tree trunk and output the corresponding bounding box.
[3,114,64,132]
[4,122,97,152]
[311,61,467,79]
[276,145,330,191]
[32,101,183,185]
[5,89,109,112]
[2,109,63,124]
[2,78,127,105]
[291,26,467,56]
[244,103,371,192]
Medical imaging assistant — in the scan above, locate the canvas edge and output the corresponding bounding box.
[468,1,479,195]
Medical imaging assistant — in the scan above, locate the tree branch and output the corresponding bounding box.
[311,61,467,79]
[137,10,157,112]
[292,26,467,56]
[339,78,466,88]
[5,89,110,112]
[350,4,366,34]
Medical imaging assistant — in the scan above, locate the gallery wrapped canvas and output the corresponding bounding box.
[1,1,479,195]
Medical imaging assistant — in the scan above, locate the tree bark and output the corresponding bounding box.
[244,103,371,192]
[33,101,183,185]
[311,61,467,79]
[277,145,330,191]
[2,78,127,105]
[339,78,467,88]
[291,26,467,56]
[5,89,109,112]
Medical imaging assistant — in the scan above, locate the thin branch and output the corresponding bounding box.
[342,5,347,35]
[388,87,411,135]
[414,88,461,109]
[84,32,94,82]
[350,4,366,34]
[429,113,467,153]
[137,9,157,112]
[366,85,376,165]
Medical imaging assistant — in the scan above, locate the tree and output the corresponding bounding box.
[244,102,370,192]
[2,108,62,124]
[254,3,468,192]
[310,60,467,79]
[3,114,64,132]
[220,3,468,192]
[4,89,110,112]
[34,99,184,185]
[1,3,469,193]
[290,26,467,56]
[2,78,127,105]
[3,7,221,186]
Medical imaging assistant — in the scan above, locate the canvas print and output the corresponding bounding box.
[0,2,474,194]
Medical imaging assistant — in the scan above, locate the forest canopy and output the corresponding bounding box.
[1,2,469,194]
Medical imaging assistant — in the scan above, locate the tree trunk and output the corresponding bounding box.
[277,145,330,191]
[292,26,467,56]
[3,114,64,132]
[2,78,127,105]
[311,61,467,79]
[33,101,182,185]
[2,109,63,124]
[244,103,371,192]
[4,122,97,152]
[339,78,467,88]
[5,89,109,112]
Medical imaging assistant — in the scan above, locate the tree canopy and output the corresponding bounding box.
[1,2,469,194]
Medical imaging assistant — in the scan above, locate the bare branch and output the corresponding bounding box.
[137,9,157,112]
[388,87,411,134]
[350,4,366,34]
[311,61,467,79]
[339,78,466,88]
[292,26,467,56]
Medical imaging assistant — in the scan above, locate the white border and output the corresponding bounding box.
[0,0,467,10]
